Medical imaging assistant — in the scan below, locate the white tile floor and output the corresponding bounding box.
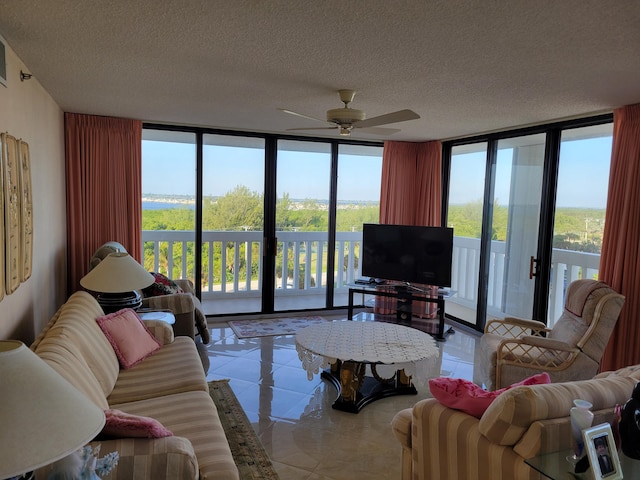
[203,315,481,480]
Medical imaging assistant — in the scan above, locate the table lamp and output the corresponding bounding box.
[80,252,155,313]
[0,340,106,479]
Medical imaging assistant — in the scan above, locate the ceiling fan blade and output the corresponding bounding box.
[286,127,338,131]
[354,109,420,128]
[357,127,401,136]
[278,108,328,124]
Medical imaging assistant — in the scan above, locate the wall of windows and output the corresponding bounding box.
[142,113,612,325]
[142,126,383,316]
[444,116,613,330]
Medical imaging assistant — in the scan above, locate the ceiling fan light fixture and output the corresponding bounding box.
[326,107,366,125]
[280,88,419,137]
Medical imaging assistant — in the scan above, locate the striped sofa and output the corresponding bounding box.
[31,291,238,480]
[391,366,640,479]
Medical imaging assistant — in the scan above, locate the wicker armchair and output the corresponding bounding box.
[479,279,624,390]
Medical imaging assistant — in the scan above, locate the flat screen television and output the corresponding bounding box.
[361,223,453,287]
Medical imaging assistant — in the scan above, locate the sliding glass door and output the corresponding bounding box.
[444,117,613,330]
[446,143,487,326]
[273,140,331,311]
[547,123,613,327]
[202,134,265,315]
[141,130,196,279]
[490,134,546,321]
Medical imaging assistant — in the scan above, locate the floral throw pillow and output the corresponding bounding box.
[142,272,184,297]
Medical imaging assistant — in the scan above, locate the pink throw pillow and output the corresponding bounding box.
[97,308,162,369]
[101,409,173,438]
[429,372,551,418]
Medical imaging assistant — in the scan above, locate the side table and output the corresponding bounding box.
[526,448,639,479]
[137,310,176,325]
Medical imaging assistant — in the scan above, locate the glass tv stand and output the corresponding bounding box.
[346,282,454,341]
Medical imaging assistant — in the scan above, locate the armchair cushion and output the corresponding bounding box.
[97,309,162,369]
[142,272,184,297]
[429,372,550,418]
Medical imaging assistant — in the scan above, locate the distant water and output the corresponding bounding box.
[142,201,194,210]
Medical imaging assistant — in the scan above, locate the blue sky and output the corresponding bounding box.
[448,136,612,209]
[142,142,383,201]
[143,134,612,208]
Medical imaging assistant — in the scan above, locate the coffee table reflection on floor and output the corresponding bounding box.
[295,320,439,413]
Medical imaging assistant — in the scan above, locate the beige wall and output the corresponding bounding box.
[0,38,67,342]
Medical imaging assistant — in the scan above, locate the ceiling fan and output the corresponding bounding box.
[279,89,420,136]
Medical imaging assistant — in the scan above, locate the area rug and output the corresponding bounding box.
[209,380,279,480]
[229,316,328,338]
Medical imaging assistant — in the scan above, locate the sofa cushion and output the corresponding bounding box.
[102,409,173,438]
[108,337,208,405]
[429,373,550,418]
[97,309,162,369]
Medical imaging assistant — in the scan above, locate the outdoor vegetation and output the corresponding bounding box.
[143,187,606,287]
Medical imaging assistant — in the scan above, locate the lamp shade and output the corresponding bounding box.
[80,252,155,293]
[0,340,106,478]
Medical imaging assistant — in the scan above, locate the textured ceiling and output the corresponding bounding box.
[1,1,639,142]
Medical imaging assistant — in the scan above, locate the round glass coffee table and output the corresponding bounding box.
[295,320,439,413]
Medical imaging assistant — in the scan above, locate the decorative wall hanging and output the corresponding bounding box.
[0,134,5,300]
[18,140,32,282]
[1,132,21,295]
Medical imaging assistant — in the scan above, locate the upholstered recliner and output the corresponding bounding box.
[89,242,210,344]
[479,279,624,390]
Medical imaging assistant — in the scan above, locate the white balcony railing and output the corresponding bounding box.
[142,230,362,297]
[142,231,599,326]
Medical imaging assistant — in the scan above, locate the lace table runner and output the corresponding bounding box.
[295,320,439,385]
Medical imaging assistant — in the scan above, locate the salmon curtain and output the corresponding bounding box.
[377,140,442,319]
[380,140,442,226]
[599,104,640,371]
[65,113,143,295]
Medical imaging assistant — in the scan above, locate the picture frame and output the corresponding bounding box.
[583,423,623,480]
[0,134,5,300]
[18,140,33,282]
[0,39,6,87]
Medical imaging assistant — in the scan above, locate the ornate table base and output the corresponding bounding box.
[321,360,417,413]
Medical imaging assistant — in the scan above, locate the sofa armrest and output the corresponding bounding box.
[94,437,198,480]
[142,319,175,345]
[401,398,535,479]
[143,293,195,315]
[174,278,196,295]
[496,336,579,371]
[518,336,574,351]
[391,407,413,449]
[485,317,548,337]
[479,375,636,448]
[35,437,199,480]
[141,294,197,339]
